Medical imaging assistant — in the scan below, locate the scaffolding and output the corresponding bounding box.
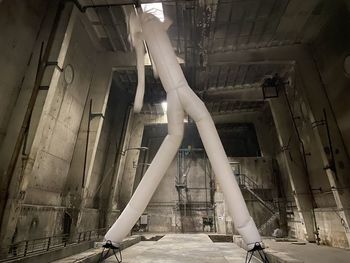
[175,148,216,233]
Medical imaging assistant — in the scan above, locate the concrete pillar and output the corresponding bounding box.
[63,52,137,233]
[118,115,146,210]
[0,2,76,247]
[117,114,167,211]
[269,95,316,242]
[103,107,133,227]
[297,54,350,248]
[293,71,350,245]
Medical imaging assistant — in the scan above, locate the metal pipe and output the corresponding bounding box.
[82,99,92,188]
[323,109,337,177]
[22,42,44,157]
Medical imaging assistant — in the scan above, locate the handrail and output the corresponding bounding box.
[236,174,261,189]
[236,174,278,213]
[0,228,106,261]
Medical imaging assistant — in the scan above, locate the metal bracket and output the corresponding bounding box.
[121,147,148,156]
[46,61,63,72]
[39,85,50,91]
[311,119,326,129]
[280,145,290,152]
[90,112,104,120]
[133,161,151,168]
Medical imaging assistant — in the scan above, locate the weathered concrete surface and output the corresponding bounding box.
[53,235,141,263]
[4,241,94,263]
[0,2,136,249]
[105,234,260,263]
[209,44,350,247]
[264,238,350,263]
[0,0,49,147]
[121,109,281,235]
[213,107,279,158]
[0,1,77,247]
[313,208,350,248]
[269,95,316,242]
[233,235,303,263]
[117,114,167,211]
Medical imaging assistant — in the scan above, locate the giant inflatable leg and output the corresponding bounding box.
[105,90,184,244]
[177,86,262,249]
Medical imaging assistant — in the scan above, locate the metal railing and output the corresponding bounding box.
[0,228,106,261]
[235,174,261,189]
[236,174,278,213]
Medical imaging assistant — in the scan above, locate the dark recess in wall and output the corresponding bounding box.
[141,122,261,157]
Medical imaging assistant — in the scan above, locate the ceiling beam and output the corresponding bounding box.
[208,44,304,65]
[203,84,264,102]
[108,7,128,52]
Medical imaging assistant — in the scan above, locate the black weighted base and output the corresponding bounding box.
[245,243,269,263]
[99,240,123,263]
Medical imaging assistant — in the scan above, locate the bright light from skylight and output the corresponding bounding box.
[161,101,167,112]
[141,3,165,22]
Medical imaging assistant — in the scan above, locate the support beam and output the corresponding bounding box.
[202,84,264,102]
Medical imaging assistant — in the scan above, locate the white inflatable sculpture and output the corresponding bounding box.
[105,10,263,250]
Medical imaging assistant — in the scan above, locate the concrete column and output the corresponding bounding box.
[63,52,136,233]
[294,72,350,245]
[297,57,350,246]
[117,114,167,211]
[103,107,133,227]
[0,2,76,247]
[118,115,146,210]
[269,95,316,242]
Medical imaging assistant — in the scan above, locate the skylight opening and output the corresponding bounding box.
[161,101,167,112]
[141,3,165,22]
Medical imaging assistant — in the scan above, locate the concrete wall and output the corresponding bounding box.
[229,157,275,189]
[311,2,350,154]
[24,17,95,206]
[0,0,58,232]
[117,114,167,211]
[0,2,136,245]
[314,208,350,248]
[119,109,281,235]
[0,1,80,246]
[271,5,350,247]
[13,12,96,242]
[216,157,277,235]
[0,0,49,147]
[144,153,276,234]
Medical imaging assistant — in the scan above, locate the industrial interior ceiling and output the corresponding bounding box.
[78,0,332,113]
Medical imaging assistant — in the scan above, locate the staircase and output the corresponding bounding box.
[236,174,280,234]
[258,212,280,233]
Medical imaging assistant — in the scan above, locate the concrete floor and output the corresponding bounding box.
[264,239,350,263]
[103,234,350,263]
[105,234,259,263]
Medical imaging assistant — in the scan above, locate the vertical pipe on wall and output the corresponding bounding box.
[82,99,92,188]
